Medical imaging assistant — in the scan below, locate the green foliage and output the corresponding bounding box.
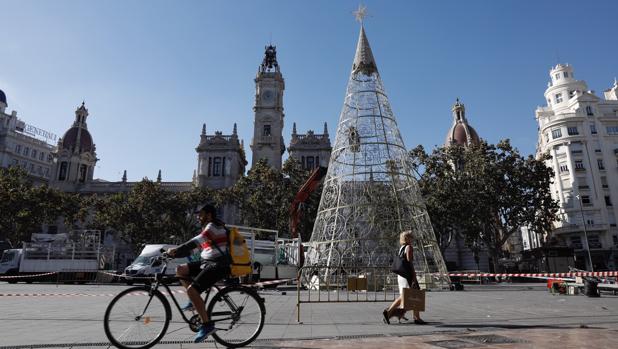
[410,140,559,271]
[0,167,84,245]
[230,158,320,241]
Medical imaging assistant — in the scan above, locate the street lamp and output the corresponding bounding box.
[575,194,594,272]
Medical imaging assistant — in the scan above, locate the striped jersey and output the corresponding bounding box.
[191,222,228,261]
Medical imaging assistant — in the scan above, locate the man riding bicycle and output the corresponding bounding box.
[167,204,229,343]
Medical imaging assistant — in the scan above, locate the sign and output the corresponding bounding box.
[21,123,58,143]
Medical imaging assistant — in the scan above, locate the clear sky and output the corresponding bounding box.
[1,0,617,182]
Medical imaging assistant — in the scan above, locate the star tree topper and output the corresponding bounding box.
[353,4,368,24]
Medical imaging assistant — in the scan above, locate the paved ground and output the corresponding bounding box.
[0,282,617,348]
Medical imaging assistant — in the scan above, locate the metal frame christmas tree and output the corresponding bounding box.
[306,12,450,288]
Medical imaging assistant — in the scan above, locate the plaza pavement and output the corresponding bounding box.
[0,282,617,348]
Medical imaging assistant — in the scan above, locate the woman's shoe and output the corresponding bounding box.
[382,309,391,325]
[414,319,427,325]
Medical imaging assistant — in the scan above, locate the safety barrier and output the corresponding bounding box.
[296,265,404,322]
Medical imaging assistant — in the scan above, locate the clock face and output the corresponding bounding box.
[261,89,275,104]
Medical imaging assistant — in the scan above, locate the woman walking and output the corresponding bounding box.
[383,231,426,324]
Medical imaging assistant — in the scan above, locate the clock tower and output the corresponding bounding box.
[251,45,285,170]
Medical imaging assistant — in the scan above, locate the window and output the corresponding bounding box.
[605,195,613,206]
[563,72,569,78]
[23,147,29,157]
[586,106,594,116]
[263,125,271,137]
[316,156,320,167]
[567,127,579,135]
[306,156,315,170]
[578,177,588,189]
[559,163,569,173]
[29,163,34,173]
[555,93,563,103]
[555,73,561,80]
[79,164,87,182]
[552,128,562,139]
[568,90,575,98]
[598,159,605,170]
[602,176,608,188]
[575,160,584,170]
[588,235,602,249]
[15,144,21,154]
[581,195,591,205]
[47,154,53,162]
[44,168,49,177]
[607,126,618,135]
[37,166,42,175]
[11,159,18,166]
[213,157,222,176]
[59,162,68,181]
[39,152,44,161]
[31,149,37,159]
[590,123,597,134]
[570,236,583,249]
[613,235,618,247]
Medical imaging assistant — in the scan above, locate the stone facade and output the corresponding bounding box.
[0,90,56,185]
[250,45,286,170]
[535,63,618,271]
[288,122,331,170]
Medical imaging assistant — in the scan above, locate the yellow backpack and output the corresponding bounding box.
[227,227,252,277]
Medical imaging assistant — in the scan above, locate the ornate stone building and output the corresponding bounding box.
[0,89,56,184]
[535,64,618,270]
[196,123,247,189]
[51,103,98,192]
[250,45,286,170]
[288,122,331,170]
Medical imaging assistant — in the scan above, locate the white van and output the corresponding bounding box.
[124,244,194,284]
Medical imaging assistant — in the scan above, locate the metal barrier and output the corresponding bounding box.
[296,265,402,322]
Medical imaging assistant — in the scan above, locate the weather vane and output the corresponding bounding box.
[353,4,368,24]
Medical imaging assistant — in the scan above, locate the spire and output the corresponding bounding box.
[352,26,378,76]
[260,45,279,73]
[452,98,466,122]
[233,123,237,135]
[292,122,297,135]
[157,169,162,183]
[192,169,197,183]
[323,122,328,135]
[202,123,206,135]
[122,170,127,183]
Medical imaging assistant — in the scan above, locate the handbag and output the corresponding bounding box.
[391,245,411,278]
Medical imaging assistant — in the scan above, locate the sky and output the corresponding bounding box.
[1,0,617,182]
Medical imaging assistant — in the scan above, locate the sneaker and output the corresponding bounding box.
[194,322,216,343]
[181,301,195,312]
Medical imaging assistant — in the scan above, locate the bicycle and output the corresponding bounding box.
[103,252,266,349]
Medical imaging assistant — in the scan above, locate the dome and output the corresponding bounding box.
[0,89,6,105]
[446,123,480,147]
[61,127,94,153]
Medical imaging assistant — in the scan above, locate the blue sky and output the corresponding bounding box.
[1,0,617,181]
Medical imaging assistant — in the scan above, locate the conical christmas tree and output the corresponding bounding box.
[306,24,450,287]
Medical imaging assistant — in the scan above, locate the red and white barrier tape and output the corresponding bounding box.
[0,272,57,280]
[447,271,618,278]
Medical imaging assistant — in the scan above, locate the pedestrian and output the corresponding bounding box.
[166,204,230,343]
[383,230,426,325]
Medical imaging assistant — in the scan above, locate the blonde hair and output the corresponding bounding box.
[399,231,413,245]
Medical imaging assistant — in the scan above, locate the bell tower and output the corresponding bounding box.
[250,45,285,170]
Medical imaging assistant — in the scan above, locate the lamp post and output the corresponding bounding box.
[575,194,594,272]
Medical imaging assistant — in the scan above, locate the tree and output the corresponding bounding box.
[91,179,192,252]
[410,140,559,272]
[0,167,84,245]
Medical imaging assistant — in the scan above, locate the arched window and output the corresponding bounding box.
[59,162,68,181]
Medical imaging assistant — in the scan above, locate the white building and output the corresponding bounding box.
[535,64,618,271]
[0,89,56,184]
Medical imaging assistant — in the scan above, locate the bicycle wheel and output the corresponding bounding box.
[207,286,265,348]
[104,286,171,349]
